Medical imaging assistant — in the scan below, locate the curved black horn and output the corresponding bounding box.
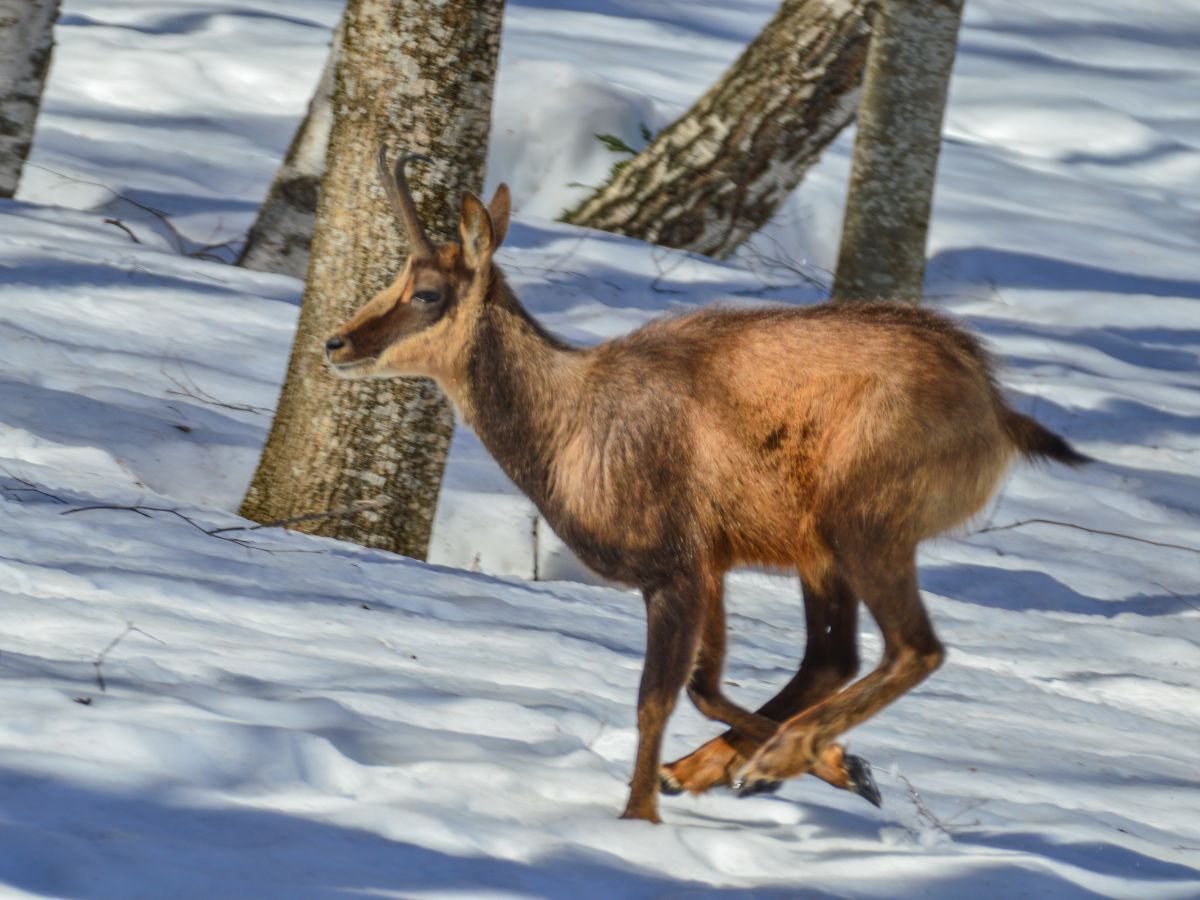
[376,144,435,258]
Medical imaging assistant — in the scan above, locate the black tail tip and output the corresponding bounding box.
[1008,412,1091,467]
[1032,430,1092,467]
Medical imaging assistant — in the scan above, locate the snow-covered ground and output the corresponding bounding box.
[2,0,1199,896]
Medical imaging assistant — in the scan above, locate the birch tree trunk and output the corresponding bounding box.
[831,0,965,302]
[240,0,505,559]
[564,0,869,260]
[237,18,342,279]
[0,0,60,198]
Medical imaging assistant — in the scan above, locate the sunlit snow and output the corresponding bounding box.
[1,0,1198,897]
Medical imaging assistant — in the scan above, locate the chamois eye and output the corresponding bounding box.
[412,290,441,304]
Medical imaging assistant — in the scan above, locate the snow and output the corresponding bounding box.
[2,0,1199,896]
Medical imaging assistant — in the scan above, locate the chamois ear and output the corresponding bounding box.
[459,192,495,271]
[487,183,511,249]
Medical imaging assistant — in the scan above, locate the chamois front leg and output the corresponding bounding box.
[681,569,779,743]
[622,575,704,823]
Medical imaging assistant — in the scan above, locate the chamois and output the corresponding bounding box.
[326,147,1088,823]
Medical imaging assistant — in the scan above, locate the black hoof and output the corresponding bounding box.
[844,754,882,808]
[659,772,684,796]
[732,773,782,798]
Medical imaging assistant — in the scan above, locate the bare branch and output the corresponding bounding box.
[92,623,164,693]
[0,466,67,504]
[896,773,951,838]
[208,498,386,534]
[62,504,155,518]
[23,161,230,261]
[61,504,320,554]
[973,518,1200,555]
[1151,582,1200,614]
[737,229,834,293]
[161,360,272,415]
[103,217,141,243]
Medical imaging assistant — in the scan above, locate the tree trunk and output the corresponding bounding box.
[240,0,505,559]
[831,0,965,303]
[0,0,60,198]
[236,18,342,279]
[564,0,869,260]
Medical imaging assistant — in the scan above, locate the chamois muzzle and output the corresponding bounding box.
[325,330,372,374]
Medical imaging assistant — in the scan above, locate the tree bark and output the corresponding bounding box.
[237,18,342,279]
[240,0,505,559]
[831,0,965,303]
[0,0,60,198]
[564,0,869,260]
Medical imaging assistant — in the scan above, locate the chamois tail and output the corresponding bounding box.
[1005,411,1091,467]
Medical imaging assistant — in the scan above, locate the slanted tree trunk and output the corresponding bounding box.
[240,0,505,559]
[831,0,965,302]
[0,0,60,198]
[237,18,342,279]
[564,0,869,260]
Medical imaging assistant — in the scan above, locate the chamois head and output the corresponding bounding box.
[325,146,511,381]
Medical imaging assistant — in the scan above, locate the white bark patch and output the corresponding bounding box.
[567,0,870,259]
[0,0,60,198]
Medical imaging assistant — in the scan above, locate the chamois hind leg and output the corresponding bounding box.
[662,571,860,795]
[682,565,778,743]
[622,573,705,823]
[735,545,944,796]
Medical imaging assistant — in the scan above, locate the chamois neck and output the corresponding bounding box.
[463,271,584,503]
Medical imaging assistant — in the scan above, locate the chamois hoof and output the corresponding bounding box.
[844,754,882,808]
[659,771,684,796]
[732,773,782,798]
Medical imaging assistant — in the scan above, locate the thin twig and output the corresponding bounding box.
[0,467,67,504]
[896,773,951,837]
[208,498,386,534]
[502,259,623,296]
[103,217,141,243]
[188,237,243,262]
[161,360,272,415]
[1152,582,1200,614]
[61,504,319,554]
[187,215,243,262]
[973,518,1200,555]
[165,380,269,414]
[1,485,65,503]
[648,246,688,295]
[63,504,155,519]
[93,623,165,692]
[736,231,834,293]
[25,161,233,262]
[28,160,187,253]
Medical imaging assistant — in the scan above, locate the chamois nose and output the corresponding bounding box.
[325,335,346,356]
